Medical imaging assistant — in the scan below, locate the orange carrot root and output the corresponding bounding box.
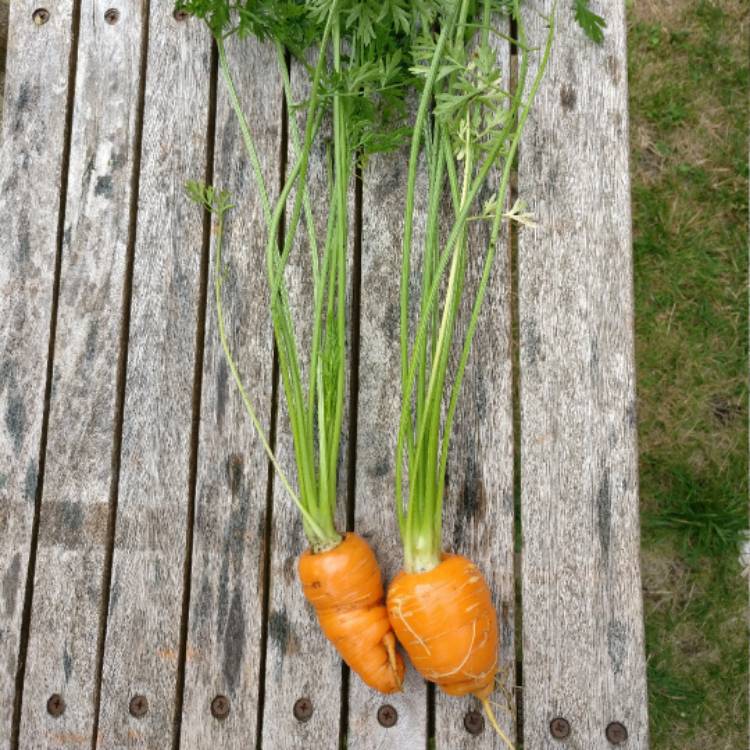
[299,532,405,693]
[386,554,498,697]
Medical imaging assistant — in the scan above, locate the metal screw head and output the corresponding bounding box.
[129,694,148,718]
[550,717,571,740]
[211,694,230,720]
[463,709,485,735]
[377,704,398,728]
[32,8,50,25]
[605,722,628,745]
[293,697,313,723]
[104,8,120,24]
[47,694,65,717]
[173,7,190,21]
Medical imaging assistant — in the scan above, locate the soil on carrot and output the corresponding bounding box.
[628,0,748,747]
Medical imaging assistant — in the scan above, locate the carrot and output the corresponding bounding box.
[184,1,420,695]
[299,532,405,694]
[387,555,512,746]
[386,554,496,698]
[386,1,555,745]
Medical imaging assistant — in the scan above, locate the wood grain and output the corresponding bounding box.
[95,5,212,747]
[260,52,347,750]
[1,4,653,747]
[0,2,76,746]
[18,1,145,745]
[435,19,516,749]
[0,1,8,130]
[346,147,428,750]
[517,2,649,747]
[179,32,280,748]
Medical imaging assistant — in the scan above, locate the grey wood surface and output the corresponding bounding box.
[435,20,516,749]
[95,5,212,747]
[19,1,145,745]
[0,3,650,748]
[347,148,428,750]
[0,1,8,129]
[180,32,280,748]
[260,52,346,750]
[0,2,76,747]
[518,1,649,748]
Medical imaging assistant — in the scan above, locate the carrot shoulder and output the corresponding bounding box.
[386,554,497,699]
[299,532,405,694]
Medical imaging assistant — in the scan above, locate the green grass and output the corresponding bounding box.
[628,0,748,746]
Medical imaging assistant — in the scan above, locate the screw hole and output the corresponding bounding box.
[129,694,148,718]
[46,693,65,717]
[463,709,484,735]
[377,704,398,728]
[605,722,628,745]
[104,8,120,25]
[293,697,313,722]
[32,8,50,25]
[211,694,230,720]
[550,717,571,740]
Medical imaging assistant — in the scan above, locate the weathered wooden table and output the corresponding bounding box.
[0,1,649,748]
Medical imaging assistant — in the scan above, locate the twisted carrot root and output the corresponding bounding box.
[299,532,405,693]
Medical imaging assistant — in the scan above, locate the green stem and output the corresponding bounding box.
[216,38,272,227]
[274,41,333,459]
[328,14,349,509]
[436,2,555,523]
[217,31,318,527]
[212,205,328,542]
[270,2,339,305]
[275,42,321,288]
[400,21,453,395]
[415,125,446,512]
[399,0,554,571]
[396,78,523,520]
[215,13,341,550]
[420,117,473,557]
[396,12,459,540]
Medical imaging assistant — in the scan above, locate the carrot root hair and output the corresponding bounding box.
[479,696,515,750]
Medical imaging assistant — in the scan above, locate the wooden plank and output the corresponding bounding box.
[260,54,347,750]
[0,1,8,129]
[95,6,212,747]
[179,33,280,747]
[18,1,145,745]
[517,2,649,747]
[0,2,76,746]
[346,149,428,750]
[435,20,516,749]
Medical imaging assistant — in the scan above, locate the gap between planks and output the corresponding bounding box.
[172,34,219,750]
[252,44,289,750]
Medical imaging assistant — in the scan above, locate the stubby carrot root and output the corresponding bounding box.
[387,554,497,697]
[387,554,514,748]
[299,532,405,693]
